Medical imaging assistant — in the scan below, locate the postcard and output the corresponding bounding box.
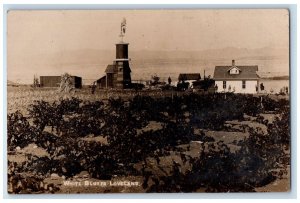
[7,9,290,194]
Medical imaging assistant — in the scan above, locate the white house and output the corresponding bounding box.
[213,60,259,94]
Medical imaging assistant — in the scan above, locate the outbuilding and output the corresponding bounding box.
[40,76,82,88]
[178,73,201,88]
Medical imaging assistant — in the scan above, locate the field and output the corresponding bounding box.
[7,86,290,193]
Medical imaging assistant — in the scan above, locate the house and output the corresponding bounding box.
[98,43,132,89]
[213,60,259,94]
[96,59,131,89]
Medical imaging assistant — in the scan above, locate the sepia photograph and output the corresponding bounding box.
[7,9,290,194]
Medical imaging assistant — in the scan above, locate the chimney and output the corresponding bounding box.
[232,60,235,66]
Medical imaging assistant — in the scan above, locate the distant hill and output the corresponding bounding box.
[259,75,289,80]
[8,46,289,84]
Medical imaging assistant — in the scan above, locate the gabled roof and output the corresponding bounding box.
[214,66,259,80]
[105,64,117,73]
[178,73,201,81]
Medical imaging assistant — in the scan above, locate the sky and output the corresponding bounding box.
[7,9,289,84]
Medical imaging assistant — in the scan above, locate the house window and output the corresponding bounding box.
[242,80,246,89]
[229,68,240,75]
[223,81,226,89]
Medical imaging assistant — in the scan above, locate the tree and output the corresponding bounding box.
[59,73,74,93]
[32,74,39,88]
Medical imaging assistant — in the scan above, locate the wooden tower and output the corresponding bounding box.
[115,42,131,89]
[114,18,131,89]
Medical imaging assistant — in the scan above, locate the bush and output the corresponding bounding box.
[8,93,290,193]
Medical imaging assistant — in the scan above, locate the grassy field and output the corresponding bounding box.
[7,86,290,193]
[7,86,185,115]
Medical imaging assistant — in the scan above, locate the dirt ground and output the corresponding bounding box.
[7,124,290,193]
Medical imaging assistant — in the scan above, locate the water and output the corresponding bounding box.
[258,79,289,94]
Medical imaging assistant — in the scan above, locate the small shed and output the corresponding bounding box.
[40,76,82,88]
[96,75,107,88]
[178,73,201,89]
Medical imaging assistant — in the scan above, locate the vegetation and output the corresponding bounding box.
[7,93,290,193]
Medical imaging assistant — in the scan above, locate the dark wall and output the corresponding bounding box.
[107,73,114,87]
[116,44,128,59]
[74,76,82,88]
[40,76,61,87]
[97,77,106,88]
[122,62,132,86]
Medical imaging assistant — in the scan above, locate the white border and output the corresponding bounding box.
[1,1,299,202]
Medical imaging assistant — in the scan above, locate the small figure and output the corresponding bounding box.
[168,76,172,85]
[91,82,96,94]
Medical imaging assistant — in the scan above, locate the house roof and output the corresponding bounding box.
[214,66,259,80]
[178,73,201,81]
[97,75,106,83]
[105,64,117,73]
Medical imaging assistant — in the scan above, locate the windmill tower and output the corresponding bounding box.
[114,18,132,89]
